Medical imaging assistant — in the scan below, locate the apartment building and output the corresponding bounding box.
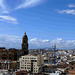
[19,54,44,73]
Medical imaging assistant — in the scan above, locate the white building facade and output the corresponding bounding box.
[19,54,44,73]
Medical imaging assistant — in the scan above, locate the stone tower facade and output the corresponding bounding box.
[22,32,28,55]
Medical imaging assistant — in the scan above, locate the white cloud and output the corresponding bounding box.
[29,38,51,49]
[0,15,17,21]
[0,0,46,14]
[29,38,75,49]
[0,0,9,14]
[50,38,75,48]
[0,15,18,24]
[0,35,75,49]
[16,0,44,9]
[0,0,5,10]
[57,4,75,15]
[58,9,75,15]
[0,0,18,24]
[0,34,21,49]
[2,11,9,14]
[68,4,75,8]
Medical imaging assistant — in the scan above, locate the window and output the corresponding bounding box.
[21,60,24,62]
[72,67,74,70]
[27,67,30,69]
[21,62,24,64]
[34,70,35,72]
[21,67,24,69]
[72,63,74,66]
[21,65,24,66]
[36,70,37,72]
[27,65,30,66]
[25,67,26,69]
[31,60,37,62]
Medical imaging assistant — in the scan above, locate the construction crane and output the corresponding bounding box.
[52,44,56,68]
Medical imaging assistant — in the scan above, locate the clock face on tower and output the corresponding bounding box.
[22,32,28,55]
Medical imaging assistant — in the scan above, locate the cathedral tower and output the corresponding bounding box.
[22,32,28,55]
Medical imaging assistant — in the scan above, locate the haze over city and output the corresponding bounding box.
[0,0,75,49]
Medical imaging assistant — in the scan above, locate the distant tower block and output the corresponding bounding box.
[22,32,28,55]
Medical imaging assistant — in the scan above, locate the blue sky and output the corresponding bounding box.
[0,0,75,49]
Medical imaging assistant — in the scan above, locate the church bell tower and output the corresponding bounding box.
[22,32,28,55]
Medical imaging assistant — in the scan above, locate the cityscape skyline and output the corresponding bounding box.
[0,0,75,49]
